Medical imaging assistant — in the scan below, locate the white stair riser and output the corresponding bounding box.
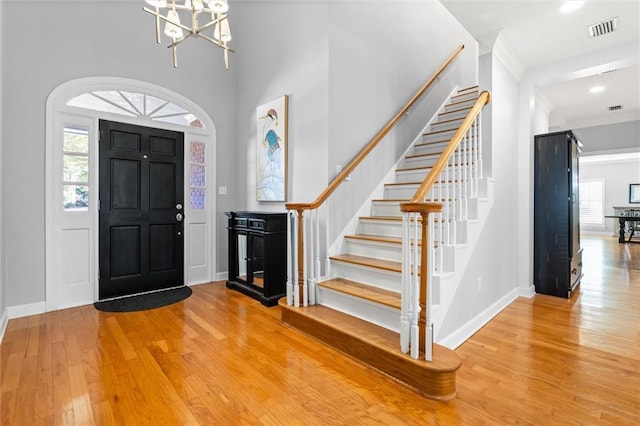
[444,98,476,112]
[384,184,419,199]
[385,183,463,199]
[317,287,400,333]
[358,219,404,238]
[439,108,472,121]
[402,155,439,169]
[413,142,448,155]
[451,91,478,102]
[394,169,430,183]
[345,239,404,263]
[359,218,456,242]
[330,261,401,292]
[371,202,402,217]
[423,130,456,143]
[431,120,463,132]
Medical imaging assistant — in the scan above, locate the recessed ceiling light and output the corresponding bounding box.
[560,1,584,13]
[589,86,605,94]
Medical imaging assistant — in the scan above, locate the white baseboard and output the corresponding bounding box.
[437,288,519,350]
[7,301,46,319]
[216,272,229,281]
[188,279,214,287]
[519,285,535,298]
[0,308,8,344]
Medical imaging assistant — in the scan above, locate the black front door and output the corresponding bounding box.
[99,120,184,299]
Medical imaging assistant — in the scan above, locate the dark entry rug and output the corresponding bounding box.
[93,286,192,313]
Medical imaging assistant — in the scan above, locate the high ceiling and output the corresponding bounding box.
[440,0,640,130]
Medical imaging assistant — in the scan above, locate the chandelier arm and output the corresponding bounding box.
[197,33,235,52]
[193,16,222,34]
[143,7,197,35]
[168,33,197,48]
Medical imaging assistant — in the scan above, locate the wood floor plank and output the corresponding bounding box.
[1,235,638,425]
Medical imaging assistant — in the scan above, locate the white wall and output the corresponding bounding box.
[0,0,7,334]
[438,52,522,338]
[2,1,236,308]
[234,2,330,210]
[325,2,477,243]
[580,158,640,234]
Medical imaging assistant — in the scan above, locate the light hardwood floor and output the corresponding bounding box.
[1,235,638,425]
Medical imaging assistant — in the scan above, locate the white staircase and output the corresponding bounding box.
[280,82,490,401]
[316,86,491,341]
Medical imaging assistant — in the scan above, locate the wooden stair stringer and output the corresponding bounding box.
[279,300,461,401]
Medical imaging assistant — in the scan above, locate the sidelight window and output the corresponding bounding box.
[189,142,207,210]
[63,126,90,210]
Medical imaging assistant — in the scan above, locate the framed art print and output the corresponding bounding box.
[256,95,288,201]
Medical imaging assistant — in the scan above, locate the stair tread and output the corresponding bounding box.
[446,97,479,109]
[329,254,401,273]
[431,116,464,126]
[423,127,458,136]
[406,152,441,159]
[396,166,433,173]
[439,105,472,117]
[345,234,402,244]
[372,198,410,203]
[319,277,401,309]
[457,85,479,93]
[385,180,461,187]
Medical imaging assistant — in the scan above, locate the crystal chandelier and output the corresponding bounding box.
[143,0,233,69]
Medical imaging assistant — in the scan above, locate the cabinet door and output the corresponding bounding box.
[569,139,580,257]
[249,233,264,288]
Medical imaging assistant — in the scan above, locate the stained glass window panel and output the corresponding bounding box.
[190,189,205,210]
[190,165,206,187]
[190,142,206,164]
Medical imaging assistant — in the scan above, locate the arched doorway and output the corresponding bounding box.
[45,77,216,311]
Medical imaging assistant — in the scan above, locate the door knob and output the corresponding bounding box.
[176,212,184,222]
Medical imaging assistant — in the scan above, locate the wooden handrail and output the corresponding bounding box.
[285,44,465,211]
[401,90,491,213]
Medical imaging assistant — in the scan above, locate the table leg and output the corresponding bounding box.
[618,217,626,243]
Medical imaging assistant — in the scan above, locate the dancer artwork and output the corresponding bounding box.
[256,95,288,201]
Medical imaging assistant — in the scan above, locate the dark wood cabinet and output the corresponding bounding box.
[225,211,287,306]
[534,130,583,298]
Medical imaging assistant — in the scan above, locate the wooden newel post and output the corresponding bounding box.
[296,209,305,304]
[419,211,429,354]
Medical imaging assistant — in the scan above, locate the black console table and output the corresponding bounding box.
[225,211,287,306]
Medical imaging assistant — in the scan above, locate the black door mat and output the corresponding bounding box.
[94,286,192,312]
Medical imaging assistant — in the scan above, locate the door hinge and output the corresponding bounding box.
[98,200,101,211]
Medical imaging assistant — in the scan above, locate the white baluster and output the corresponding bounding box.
[426,212,435,361]
[303,213,309,307]
[292,213,300,307]
[410,212,420,359]
[478,112,484,180]
[400,212,410,353]
[312,208,320,305]
[286,210,293,306]
[469,119,478,198]
[449,155,457,245]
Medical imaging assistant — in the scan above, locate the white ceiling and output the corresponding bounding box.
[440,0,640,130]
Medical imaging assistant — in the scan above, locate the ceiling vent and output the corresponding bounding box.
[588,17,618,38]
[599,69,618,75]
[608,105,623,111]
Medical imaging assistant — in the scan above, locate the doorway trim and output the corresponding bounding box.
[45,77,216,312]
